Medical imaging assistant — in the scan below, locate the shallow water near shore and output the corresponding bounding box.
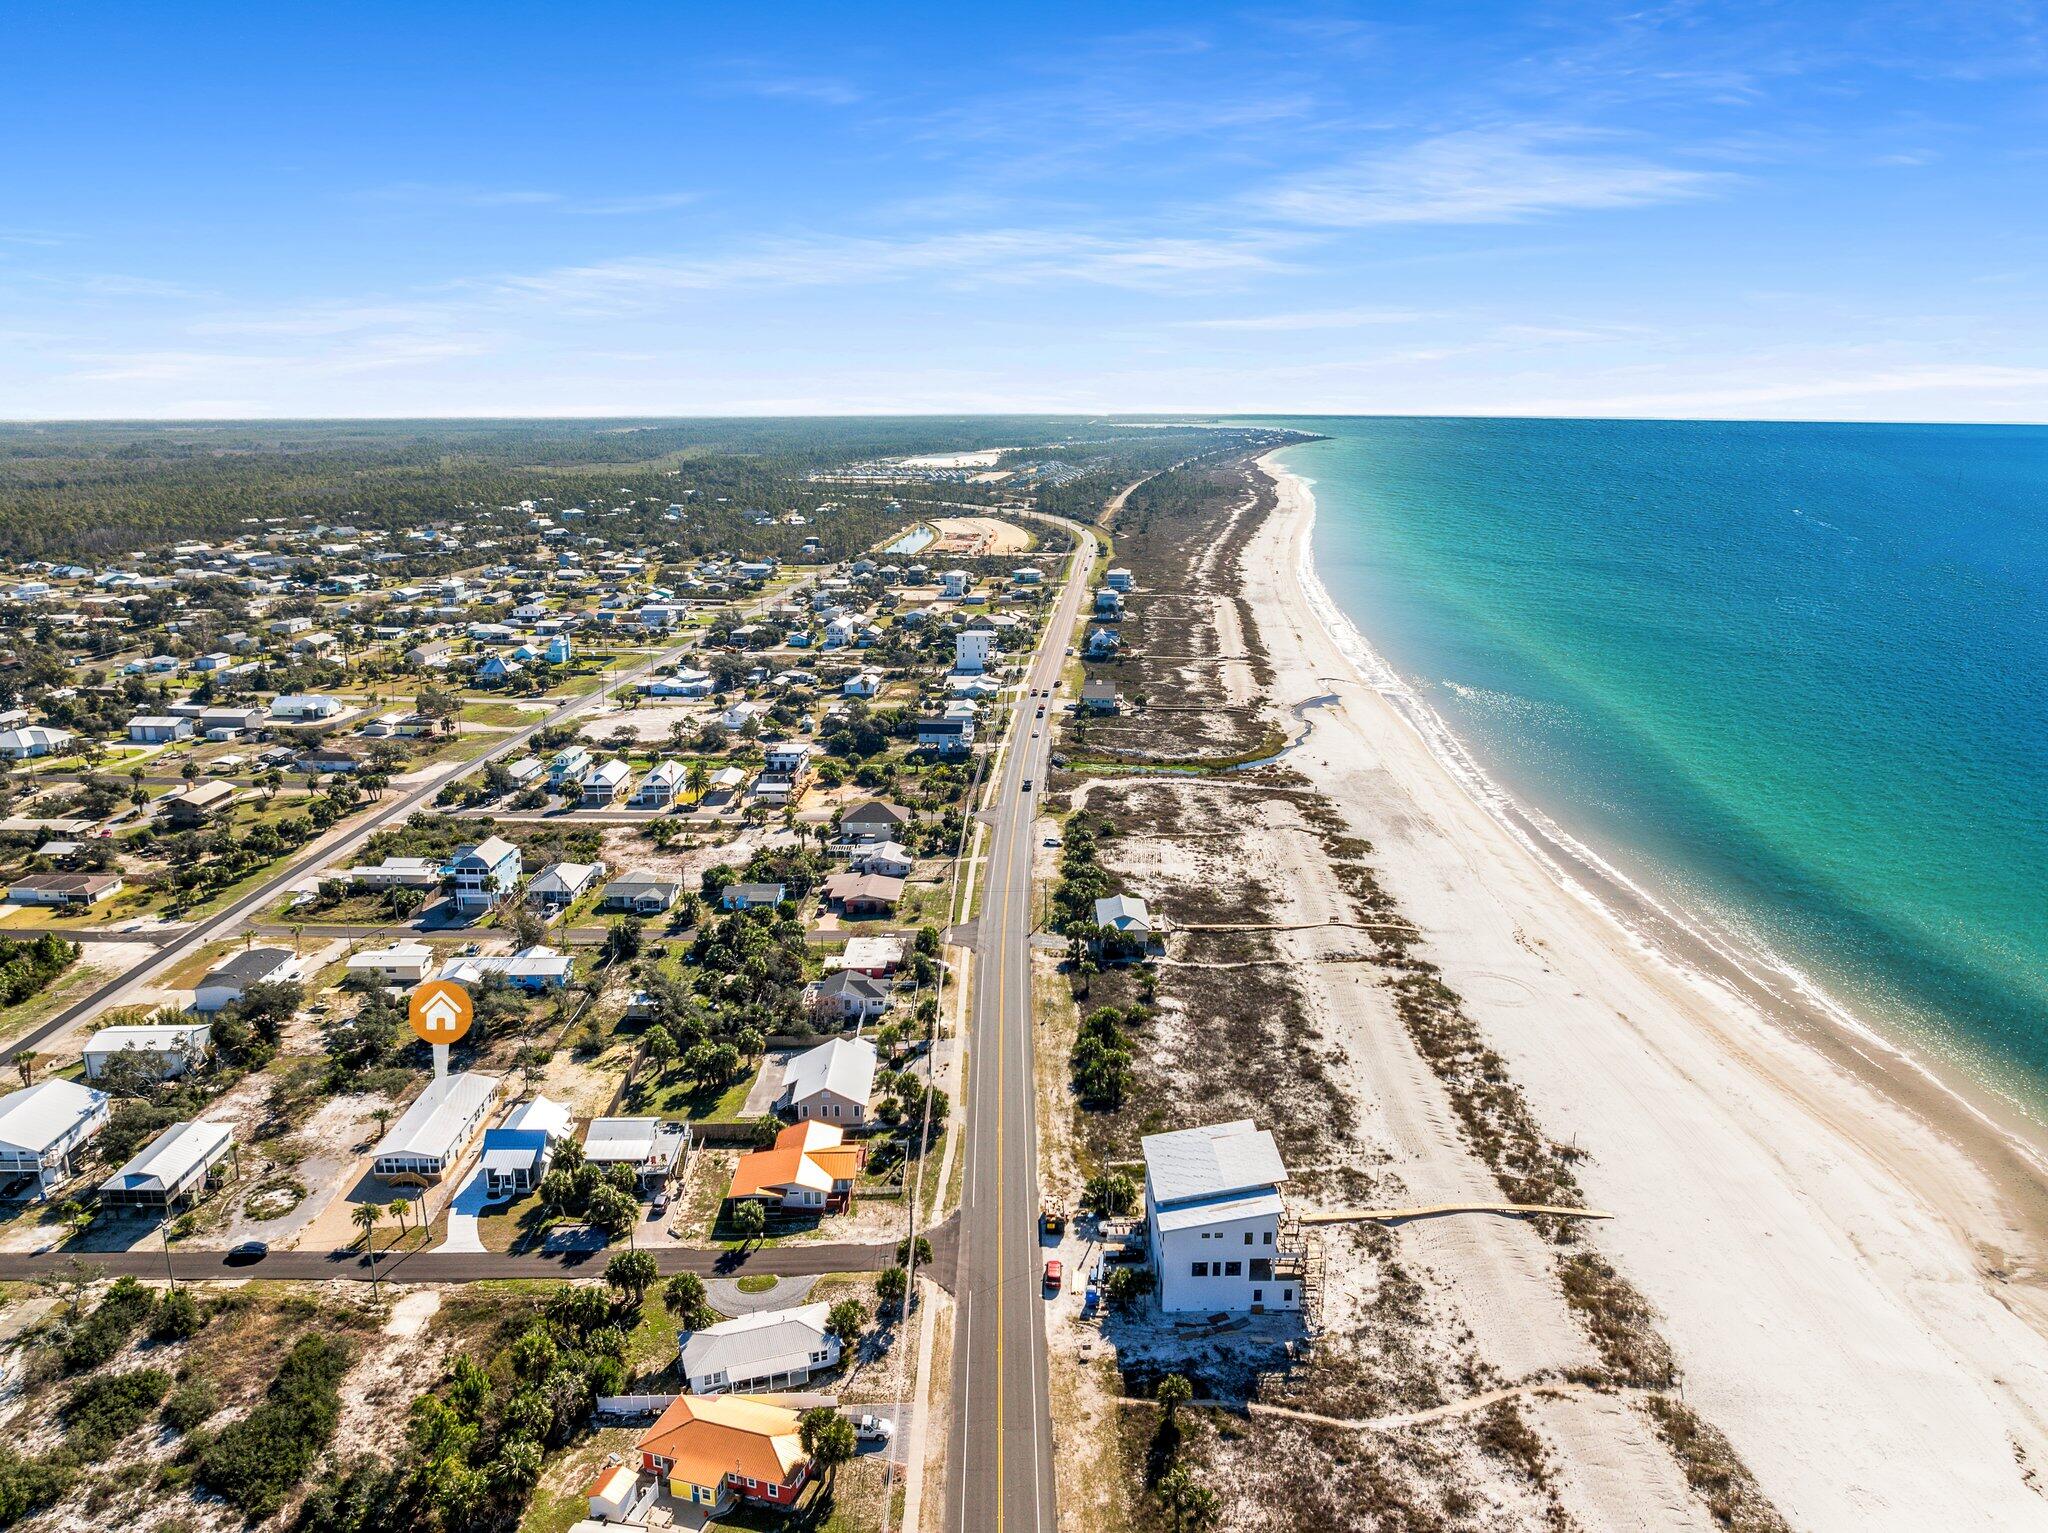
[1262,418,2048,1115]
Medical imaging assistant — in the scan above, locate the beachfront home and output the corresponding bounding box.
[633,759,686,808]
[0,1079,110,1198]
[344,857,443,891]
[1142,1119,1304,1315]
[98,1119,233,1211]
[580,759,631,807]
[82,1023,211,1083]
[636,1395,810,1515]
[370,1072,501,1183]
[678,1303,842,1395]
[1093,894,1154,939]
[776,1037,877,1125]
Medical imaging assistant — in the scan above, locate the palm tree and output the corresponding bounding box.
[352,1203,383,1297]
[685,759,710,802]
[388,1197,410,1239]
[1153,1466,1219,1532]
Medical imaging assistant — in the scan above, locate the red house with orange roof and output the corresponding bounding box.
[636,1394,810,1514]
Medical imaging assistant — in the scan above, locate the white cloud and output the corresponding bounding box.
[1182,307,1432,331]
[1254,127,1726,226]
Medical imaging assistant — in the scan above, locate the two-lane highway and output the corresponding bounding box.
[946,513,1098,1533]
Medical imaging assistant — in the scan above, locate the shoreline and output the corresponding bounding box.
[1248,446,2048,1527]
[1267,447,2048,1232]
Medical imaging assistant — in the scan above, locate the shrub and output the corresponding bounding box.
[161,1376,219,1434]
[60,1277,155,1374]
[61,1367,171,1455]
[150,1287,205,1342]
[197,1333,353,1517]
[0,1445,75,1526]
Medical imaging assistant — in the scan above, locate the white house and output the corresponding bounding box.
[634,759,686,808]
[953,629,997,674]
[193,948,298,1012]
[0,726,72,760]
[1093,894,1154,937]
[527,861,605,913]
[1142,1119,1303,1315]
[678,1302,843,1395]
[0,1079,110,1197]
[583,1116,688,1188]
[939,569,971,598]
[271,694,344,721]
[580,759,631,806]
[345,942,436,985]
[443,945,573,991]
[1105,567,1134,591]
[842,671,881,698]
[777,1037,878,1124]
[82,1023,212,1082]
[370,1072,502,1183]
[804,970,891,1024]
[548,745,593,786]
[444,836,522,913]
[98,1119,233,1210]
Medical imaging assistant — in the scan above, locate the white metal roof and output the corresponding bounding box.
[1094,894,1152,931]
[1153,1189,1287,1234]
[83,1023,209,1056]
[680,1302,833,1382]
[584,1116,660,1161]
[1142,1119,1288,1208]
[99,1119,232,1196]
[504,1095,572,1139]
[780,1038,877,1109]
[0,1078,107,1154]
[372,1073,500,1162]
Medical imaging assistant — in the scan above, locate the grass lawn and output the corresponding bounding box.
[478,1191,561,1254]
[736,1273,778,1295]
[626,1067,754,1122]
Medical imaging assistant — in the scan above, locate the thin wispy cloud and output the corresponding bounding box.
[1254,127,1727,226]
[1183,308,1432,331]
[359,184,698,215]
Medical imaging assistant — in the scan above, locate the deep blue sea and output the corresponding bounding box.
[1266,419,2048,1106]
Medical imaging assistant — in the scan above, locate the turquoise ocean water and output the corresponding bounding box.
[1266,419,2048,1107]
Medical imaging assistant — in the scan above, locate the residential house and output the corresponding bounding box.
[777,1037,877,1125]
[1143,1119,1303,1314]
[939,569,971,598]
[0,1079,110,1198]
[848,841,915,879]
[821,870,904,916]
[97,1119,233,1210]
[82,1023,211,1082]
[6,873,123,908]
[127,715,191,744]
[804,970,892,1024]
[720,882,785,911]
[1105,566,1135,591]
[835,936,905,977]
[270,694,344,721]
[842,671,881,698]
[163,780,238,828]
[636,1395,810,1516]
[526,861,604,913]
[678,1303,842,1396]
[370,1072,502,1183]
[584,1465,651,1526]
[343,856,442,890]
[193,948,297,1013]
[0,727,72,760]
[1093,894,1155,939]
[1081,678,1121,714]
[579,759,630,807]
[547,745,592,787]
[915,716,974,756]
[761,741,814,780]
[444,836,522,913]
[344,942,436,985]
[602,871,682,915]
[582,1116,687,1188]
[443,945,572,992]
[475,653,522,684]
[953,628,997,674]
[406,640,455,669]
[633,759,686,808]
[1094,589,1124,617]
[837,800,909,846]
[726,1121,864,1214]
[480,1095,573,1197]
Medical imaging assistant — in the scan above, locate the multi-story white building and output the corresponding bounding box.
[1142,1119,1304,1314]
[953,628,997,674]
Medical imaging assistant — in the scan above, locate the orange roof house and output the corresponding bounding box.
[637,1394,810,1513]
[727,1120,865,1213]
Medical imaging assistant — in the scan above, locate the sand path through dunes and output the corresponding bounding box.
[1248,453,2048,1531]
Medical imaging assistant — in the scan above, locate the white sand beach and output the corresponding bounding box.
[1248,451,2048,1530]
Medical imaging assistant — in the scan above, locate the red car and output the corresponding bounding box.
[1043,1259,1063,1293]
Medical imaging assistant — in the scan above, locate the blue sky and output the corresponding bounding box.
[5,1,2047,420]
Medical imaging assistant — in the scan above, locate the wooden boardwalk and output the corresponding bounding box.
[1299,1201,1613,1226]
